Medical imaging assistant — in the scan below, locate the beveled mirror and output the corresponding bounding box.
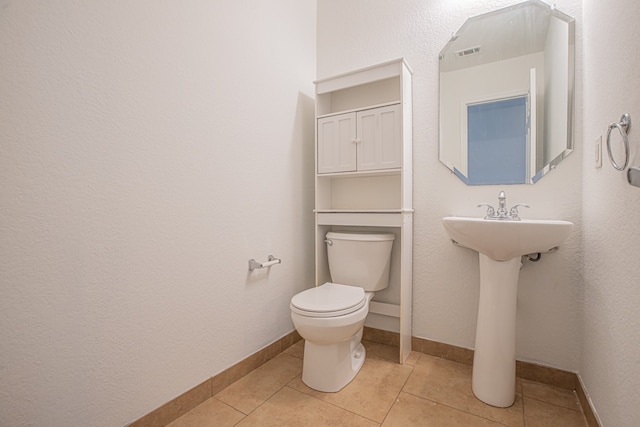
[439,0,575,185]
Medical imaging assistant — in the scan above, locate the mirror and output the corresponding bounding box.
[439,0,575,185]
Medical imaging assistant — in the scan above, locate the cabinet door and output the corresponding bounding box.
[317,113,357,174]
[356,105,401,171]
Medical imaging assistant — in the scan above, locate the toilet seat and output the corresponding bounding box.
[290,282,366,318]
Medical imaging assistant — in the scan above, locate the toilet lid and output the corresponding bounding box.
[290,282,366,318]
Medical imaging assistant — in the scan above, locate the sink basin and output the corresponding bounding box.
[442,216,574,261]
[442,215,573,407]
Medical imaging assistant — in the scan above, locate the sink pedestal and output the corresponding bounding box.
[442,215,574,408]
[472,253,521,407]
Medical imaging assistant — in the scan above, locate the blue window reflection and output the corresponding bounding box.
[467,96,528,185]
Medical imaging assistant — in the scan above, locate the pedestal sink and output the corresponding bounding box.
[442,216,573,407]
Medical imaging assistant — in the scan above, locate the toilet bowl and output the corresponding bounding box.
[290,232,394,392]
[291,283,374,392]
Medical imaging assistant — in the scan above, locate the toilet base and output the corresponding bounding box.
[301,329,366,392]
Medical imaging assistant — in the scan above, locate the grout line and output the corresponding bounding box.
[519,380,528,427]
[379,363,416,425]
[523,394,583,412]
[284,384,383,425]
[210,396,247,427]
[237,377,294,418]
[398,389,514,427]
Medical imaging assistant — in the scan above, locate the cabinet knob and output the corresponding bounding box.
[351,138,361,144]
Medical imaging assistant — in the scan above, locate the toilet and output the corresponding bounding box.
[290,231,395,392]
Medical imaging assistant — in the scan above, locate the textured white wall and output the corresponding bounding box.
[582,0,640,425]
[0,1,316,426]
[318,0,583,371]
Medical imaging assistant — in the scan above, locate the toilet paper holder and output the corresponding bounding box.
[248,255,281,272]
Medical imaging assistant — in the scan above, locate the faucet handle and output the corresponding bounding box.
[509,204,530,220]
[477,203,496,219]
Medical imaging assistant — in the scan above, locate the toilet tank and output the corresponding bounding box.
[326,231,395,291]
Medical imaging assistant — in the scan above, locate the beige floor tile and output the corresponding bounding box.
[521,380,581,411]
[382,392,506,426]
[524,397,588,427]
[165,397,245,427]
[236,386,378,427]
[363,340,400,362]
[161,342,591,426]
[282,340,304,359]
[402,354,524,427]
[404,351,421,366]
[215,353,302,415]
[289,355,413,423]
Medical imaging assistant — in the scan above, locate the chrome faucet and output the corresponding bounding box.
[497,191,508,218]
[477,191,529,221]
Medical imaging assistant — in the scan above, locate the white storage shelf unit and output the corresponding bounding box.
[313,59,413,363]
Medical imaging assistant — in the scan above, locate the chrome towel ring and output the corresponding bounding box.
[606,113,631,170]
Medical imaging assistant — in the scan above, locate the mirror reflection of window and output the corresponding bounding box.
[467,97,528,185]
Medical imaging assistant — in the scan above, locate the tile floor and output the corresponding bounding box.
[166,340,589,427]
